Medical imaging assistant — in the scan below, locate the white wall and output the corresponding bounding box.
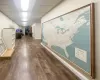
[32,24,36,38]
[0,12,20,38]
[41,0,100,80]
[21,27,25,35]
[32,23,41,39]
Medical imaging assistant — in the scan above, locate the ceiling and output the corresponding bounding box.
[0,0,63,26]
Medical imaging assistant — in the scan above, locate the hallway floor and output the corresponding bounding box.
[0,36,79,80]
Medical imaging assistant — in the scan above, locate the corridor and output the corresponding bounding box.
[0,0,100,79]
[0,36,79,80]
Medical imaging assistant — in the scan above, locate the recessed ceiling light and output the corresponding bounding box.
[22,22,27,25]
[22,12,28,18]
[21,18,28,21]
[21,0,29,11]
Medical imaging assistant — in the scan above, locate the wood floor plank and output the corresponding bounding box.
[32,58,48,80]
[0,36,80,80]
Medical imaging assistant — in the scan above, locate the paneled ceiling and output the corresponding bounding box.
[0,0,63,26]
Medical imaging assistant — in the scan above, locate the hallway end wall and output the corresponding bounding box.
[41,0,100,80]
[32,23,41,39]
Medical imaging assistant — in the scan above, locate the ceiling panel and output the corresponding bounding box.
[32,5,53,13]
[0,0,63,26]
[35,0,62,6]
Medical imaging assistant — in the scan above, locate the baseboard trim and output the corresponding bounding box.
[41,43,90,80]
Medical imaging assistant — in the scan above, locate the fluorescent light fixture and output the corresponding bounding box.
[23,24,27,26]
[22,12,28,18]
[23,22,27,24]
[23,24,26,26]
[21,0,29,11]
[22,22,27,25]
[21,18,28,21]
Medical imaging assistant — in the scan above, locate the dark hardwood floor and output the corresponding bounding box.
[0,36,80,80]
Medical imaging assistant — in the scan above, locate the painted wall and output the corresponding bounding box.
[0,12,20,38]
[41,0,100,80]
[21,27,25,35]
[32,24,35,38]
[32,23,41,39]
